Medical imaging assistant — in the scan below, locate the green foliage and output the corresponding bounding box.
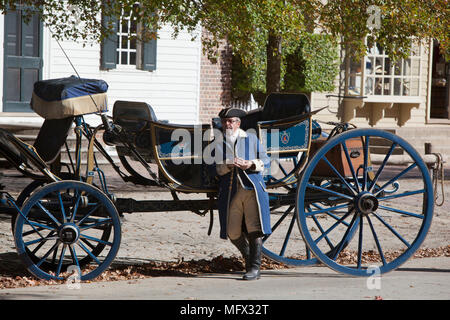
[231,33,340,99]
[231,45,266,101]
[0,0,163,43]
[284,34,339,93]
[2,0,447,59]
[2,0,448,95]
[231,53,264,101]
[319,0,450,61]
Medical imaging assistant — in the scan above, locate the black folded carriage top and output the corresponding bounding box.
[31,75,109,119]
[239,93,311,131]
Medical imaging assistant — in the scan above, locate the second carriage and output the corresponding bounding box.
[1,77,434,281]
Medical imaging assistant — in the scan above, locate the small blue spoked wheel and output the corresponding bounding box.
[14,180,121,281]
[297,128,434,276]
[262,194,319,266]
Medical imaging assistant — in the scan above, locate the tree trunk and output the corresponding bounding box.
[266,31,282,95]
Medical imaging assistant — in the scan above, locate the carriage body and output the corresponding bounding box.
[103,93,323,192]
[0,77,434,281]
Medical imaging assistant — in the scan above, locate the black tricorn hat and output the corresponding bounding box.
[218,108,247,119]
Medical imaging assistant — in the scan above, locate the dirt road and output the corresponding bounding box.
[0,165,449,290]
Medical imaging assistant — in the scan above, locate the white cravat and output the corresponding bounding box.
[223,129,238,166]
[225,129,239,147]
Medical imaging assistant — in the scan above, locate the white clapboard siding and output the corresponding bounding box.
[44,24,202,126]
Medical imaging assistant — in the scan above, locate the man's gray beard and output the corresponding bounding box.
[225,129,235,137]
[225,129,238,144]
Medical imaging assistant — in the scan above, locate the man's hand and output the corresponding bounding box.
[234,157,255,170]
[225,158,235,169]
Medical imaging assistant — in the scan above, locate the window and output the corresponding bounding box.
[346,55,363,96]
[116,12,137,66]
[101,6,157,71]
[345,41,421,97]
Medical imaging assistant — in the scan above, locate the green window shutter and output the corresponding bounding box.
[137,22,157,71]
[101,14,117,70]
[140,38,157,71]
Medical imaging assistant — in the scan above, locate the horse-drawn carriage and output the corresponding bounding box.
[0,76,434,281]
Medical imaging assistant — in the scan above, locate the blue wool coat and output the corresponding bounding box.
[215,129,271,239]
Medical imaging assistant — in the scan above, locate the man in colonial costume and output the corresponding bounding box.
[215,108,271,280]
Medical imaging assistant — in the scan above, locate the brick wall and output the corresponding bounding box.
[198,37,232,124]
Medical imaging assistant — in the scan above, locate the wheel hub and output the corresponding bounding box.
[356,193,378,215]
[58,224,80,245]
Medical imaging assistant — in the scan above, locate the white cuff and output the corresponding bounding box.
[251,159,264,172]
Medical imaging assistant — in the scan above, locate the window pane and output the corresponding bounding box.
[368,42,383,55]
[5,68,20,101]
[383,78,391,95]
[121,36,128,49]
[403,59,411,76]
[375,57,383,75]
[394,60,402,76]
[121,19,128,33]
[375,78,382,95]
[365,57,375,75]
[365,77,374,95]
[403,79,410,96]
[348,57,362,95]
[130,52,136,65]
[121,52,127,64]
[394,78,402,95]
[384,57,391,75]
[130,20,137,34]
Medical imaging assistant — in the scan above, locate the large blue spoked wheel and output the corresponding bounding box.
[262,194,319,266]
[297,128,433,276]
[14,180,121,281]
